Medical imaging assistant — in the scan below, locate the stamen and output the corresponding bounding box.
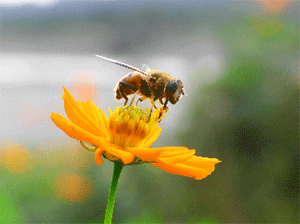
[108,105,161,147]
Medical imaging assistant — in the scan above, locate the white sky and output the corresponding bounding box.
[0,0,59,6]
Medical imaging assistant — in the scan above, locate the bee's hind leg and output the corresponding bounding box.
[129,91,139,106]
[135,96,146,106]
[135,98,142,106]
[118,82,137,106]
[123,97,128,106]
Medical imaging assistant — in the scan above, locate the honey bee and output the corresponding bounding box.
[95,55,185,111]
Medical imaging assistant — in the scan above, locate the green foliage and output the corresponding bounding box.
[178,9,298,223]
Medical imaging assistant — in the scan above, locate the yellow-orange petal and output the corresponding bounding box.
[152,156,221,180]
[78,101,100,127]
[181,156,221,168]
[125,147,165,161]
[94,148,104,165]
[52,112,134,165]
[157,150,195,164]
[79,100,109,133]
[99,142,135,165]
[157,147,190,157]
[51,112,106,147]
[125,146,192,163]
[63,87,97,130]
[95,105,109,132]
[141,125,162,148]
[62,86,108,138]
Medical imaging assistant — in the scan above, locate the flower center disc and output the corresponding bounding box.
[108,106,161,148]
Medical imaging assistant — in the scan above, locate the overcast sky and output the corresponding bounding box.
[0,0,59,6]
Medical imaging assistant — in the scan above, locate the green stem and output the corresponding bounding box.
[104,162,124,224]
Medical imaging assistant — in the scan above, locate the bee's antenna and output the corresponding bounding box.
[95,55,150,77]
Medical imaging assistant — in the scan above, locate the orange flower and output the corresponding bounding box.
[51,87,221,180]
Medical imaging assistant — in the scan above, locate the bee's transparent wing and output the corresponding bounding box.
[142,64,151,72]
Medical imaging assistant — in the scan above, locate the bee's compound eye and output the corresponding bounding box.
[165,81,179,94]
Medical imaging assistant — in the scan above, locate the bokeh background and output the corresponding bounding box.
[0,0,298,223]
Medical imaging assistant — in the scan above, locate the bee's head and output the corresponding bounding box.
[165,80,185,104]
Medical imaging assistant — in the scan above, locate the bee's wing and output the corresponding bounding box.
[95,55,150,77]
[142,64,151,72]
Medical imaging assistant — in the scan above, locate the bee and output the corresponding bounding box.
[95,55,185,112]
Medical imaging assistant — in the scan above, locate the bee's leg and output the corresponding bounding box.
[148,106,154,122]
[158,98,164,107]
[155,98,167,119]
[135,95,146,106]
[135,97,142,106]
[148,100,156,121]
[123,96,128,106]
[152,96,160,109]
[163,100,170,112]
[129,91,139,106]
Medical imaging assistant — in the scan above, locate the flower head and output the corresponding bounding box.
[51,87,221,180]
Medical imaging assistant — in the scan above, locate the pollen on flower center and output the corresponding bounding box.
[108,106,163,148]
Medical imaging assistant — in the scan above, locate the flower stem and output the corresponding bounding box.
[104,162,124,224]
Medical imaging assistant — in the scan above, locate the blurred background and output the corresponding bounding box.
[0,0,298,223]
